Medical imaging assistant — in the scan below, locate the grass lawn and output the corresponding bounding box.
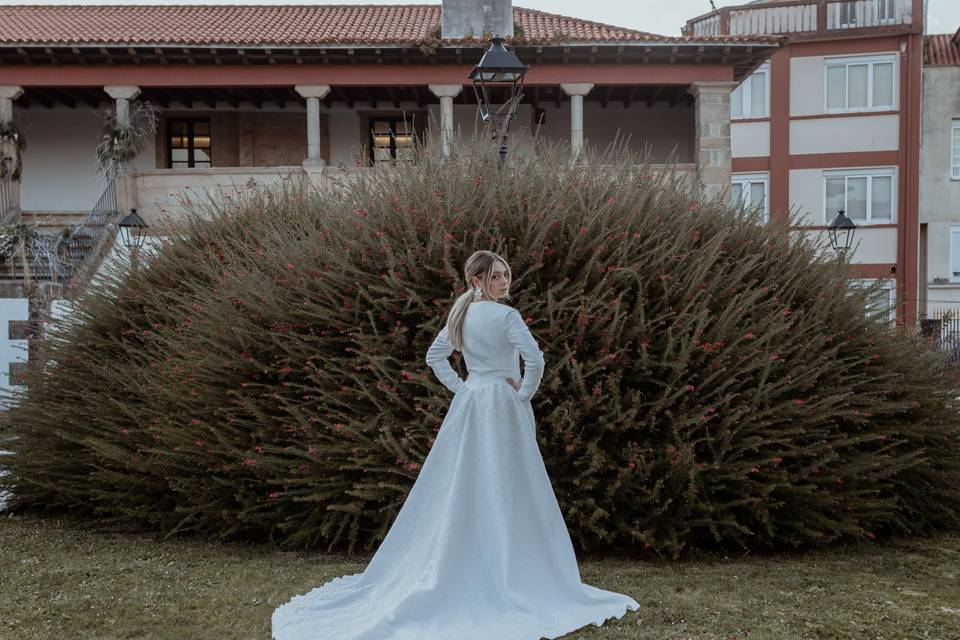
[1,514,958,640]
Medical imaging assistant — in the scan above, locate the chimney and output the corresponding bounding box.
[441,0,514,39]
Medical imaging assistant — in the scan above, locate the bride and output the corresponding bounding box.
[272,250,640,639]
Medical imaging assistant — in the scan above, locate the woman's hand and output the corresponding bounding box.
[505,377,522,392]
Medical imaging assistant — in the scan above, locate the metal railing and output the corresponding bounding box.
[0,172,11,225]
[685,0,913,37]
[919,317,960,364]
[0,178,119,282]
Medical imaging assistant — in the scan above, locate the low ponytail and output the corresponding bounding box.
[445,250,512,351]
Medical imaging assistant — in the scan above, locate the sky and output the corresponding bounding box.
[0,0,957,36]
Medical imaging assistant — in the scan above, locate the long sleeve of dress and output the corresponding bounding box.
[505,309,545,403]
[425,324,466,394]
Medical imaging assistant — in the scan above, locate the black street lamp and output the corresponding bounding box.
[827,208,857,258]
[118,207,148,266]
[469,36,528,168]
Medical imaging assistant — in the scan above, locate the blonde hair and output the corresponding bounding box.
[446,250,512,351]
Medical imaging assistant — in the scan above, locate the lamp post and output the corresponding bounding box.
[118,207,148,268]
[827,208,857,259]
[469,36,528,168]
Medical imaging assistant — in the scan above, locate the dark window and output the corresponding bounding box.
[167,118,212,169]
[368,117,416,166]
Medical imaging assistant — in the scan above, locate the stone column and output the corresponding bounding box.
[104,85,141,126]
[0,86,24,221]
[687,81,738,201]
[428,84,463,157]
[295,85,331,169]
[560,83,593,161]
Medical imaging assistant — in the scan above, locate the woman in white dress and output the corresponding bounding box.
[272,250,640,640]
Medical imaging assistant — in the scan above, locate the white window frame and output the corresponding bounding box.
[731,63,770,120]
[823,54,898,114]
[950,227,960,283]
[731,172,769,223]
[822,167,897,225]
[850,278,896,324]
[875,0,899,25]
[951,120,960,180]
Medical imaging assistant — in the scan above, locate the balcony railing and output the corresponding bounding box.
[685,0,913,37]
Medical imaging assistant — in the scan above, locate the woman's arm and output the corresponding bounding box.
[504,309,545,403]
[425,324,466,394]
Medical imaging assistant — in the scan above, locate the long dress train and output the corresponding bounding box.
[271,300,640,639]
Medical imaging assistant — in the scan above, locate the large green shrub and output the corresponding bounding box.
[2,139,959,559]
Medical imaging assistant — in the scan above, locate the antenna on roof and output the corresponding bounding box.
[709,0,717,10]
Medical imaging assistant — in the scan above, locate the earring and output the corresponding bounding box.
[474,285,483,300]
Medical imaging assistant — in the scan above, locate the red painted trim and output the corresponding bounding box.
[848,263,897,278]
[790,110,898,120]
[899,30,922,325]
[731,116,771,124]
[799,224,897,230]
[0,63,734,87]
[789,36,901,57]
[769,46,791,223]
[789,150,899,169]
[732,157,770,172]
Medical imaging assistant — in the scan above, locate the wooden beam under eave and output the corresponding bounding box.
[333,86,353,109]
[15,47,31,65]
[410,85,424,108]
[70,46,86,65]
[43,47,56,65]
[695,45,704,65]
[30,90,53,109]
[589,46,597,65]
[73,88,101,109]
[211,89,237,108]
[600,85,612,109]
[182,48,197,65]
[360,87,377,109]
[646,85,662,108]
[127,47,142,65]
[99,47,114,65]
[291,48,303,65]
[237,48,249,65]
[209,48,223,65]
[154,48,169,66]
[200,90,217,109]
[642,46,651,64]
[386,86,400,109]
[721,45,731,65]
[35,88,69,108]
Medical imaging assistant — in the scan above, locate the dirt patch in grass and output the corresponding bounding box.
[1,515,958,640]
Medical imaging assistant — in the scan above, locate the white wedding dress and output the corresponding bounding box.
[272,300,640,640]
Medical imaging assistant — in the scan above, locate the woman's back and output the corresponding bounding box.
[426,301,545,403]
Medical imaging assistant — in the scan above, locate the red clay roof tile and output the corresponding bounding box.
[925,33,960,66]
[0,4,778,47]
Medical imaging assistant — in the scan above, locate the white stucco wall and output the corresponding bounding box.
[731,121,770,157]
[790,114,899,155]
[790,51,900,117]
[791,227,897,264]
[919,66,960,223]
[791,56,826,117]
[18,105,156,213]
[0,297,28,410]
